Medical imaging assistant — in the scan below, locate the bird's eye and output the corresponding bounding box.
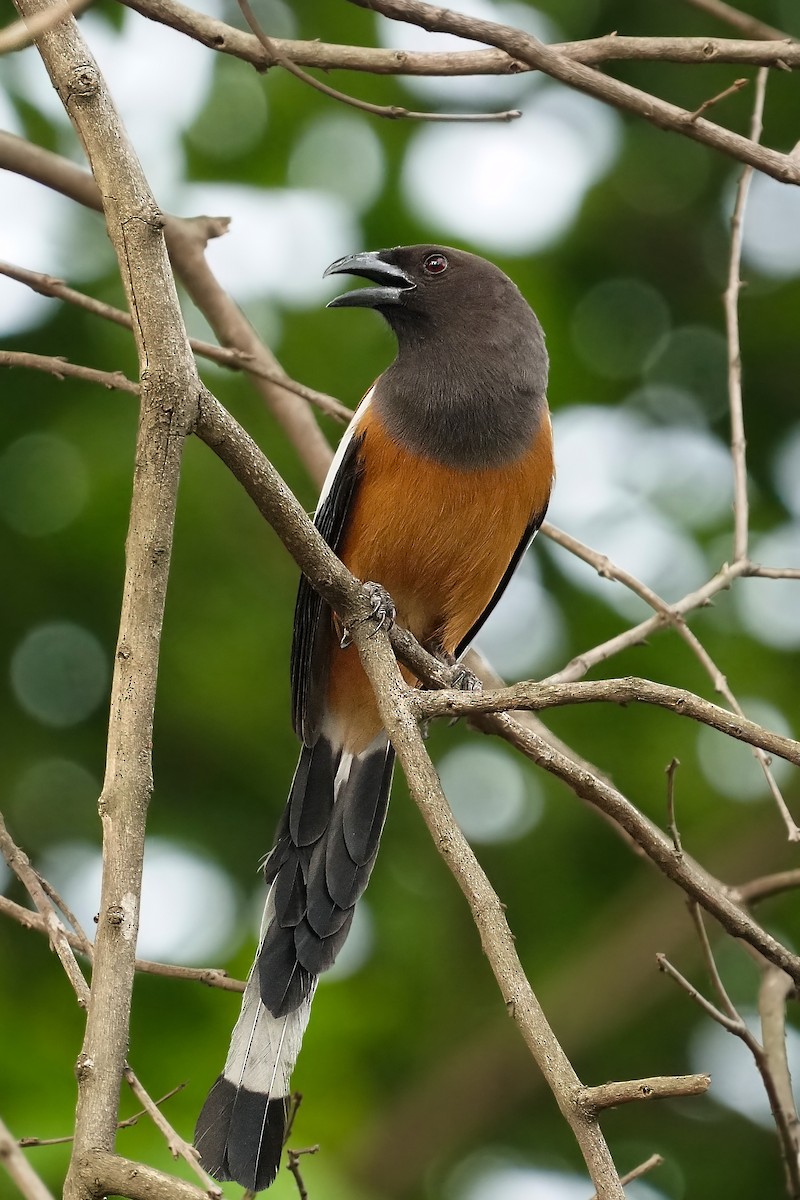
[423,253,448,276]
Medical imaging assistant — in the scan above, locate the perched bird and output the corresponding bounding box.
[195,245,554,1190]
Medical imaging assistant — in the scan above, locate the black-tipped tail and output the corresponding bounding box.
[195,1075,287,1191]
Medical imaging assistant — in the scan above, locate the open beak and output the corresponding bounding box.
[324,250,416,309]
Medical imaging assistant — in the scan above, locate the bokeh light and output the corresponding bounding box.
[402,86,620,254]
[735,525,800,649]
[696,697,795,802]
[288,113,385,213]
[448,1153,667,1200]
[571,278,670,380]
[773,424,800,518]
[475,553,566,678]
[179,183,359,306]
[740,172,800,278]
[38,836,240,962]
[691,1012,800,1127]
[0,433,89,536]
[437,742,542,843]
[548,407,720,615]
[10,622,109,728]
[643,326,729,419]
[377,0,559,106]
[11,757,99,842]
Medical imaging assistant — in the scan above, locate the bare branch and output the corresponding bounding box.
[588,1154,665,1200]
[736,869,800,906]
[414,676,800,768]
[238,0,519,123]
[758,966,800,1183]
[285,1145,319,1200]
[579,1073,710,1114]
[72,1151,212,1200]
[666,758,683,857]
[18,1086,187,1148]
[687,74,748,121]
[120,0,800,73]
[726,67,768,563]
[347,0,800,185]
[0,892,245,991]
[657,952,744,1032]
[0,258,351,423]
[0,349,139,393]
[0,1116,57,1200]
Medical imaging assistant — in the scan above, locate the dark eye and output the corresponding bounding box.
[423,253,448,276]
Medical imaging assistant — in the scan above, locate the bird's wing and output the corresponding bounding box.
[290,391,372,744]
[455,503,549,659]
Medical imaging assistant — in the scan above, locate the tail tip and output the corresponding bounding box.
[195,1075,288,1191]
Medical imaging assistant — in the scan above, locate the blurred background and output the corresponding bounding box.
[1,0,799,1197]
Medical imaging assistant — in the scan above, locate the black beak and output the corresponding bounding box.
[324,250,416,309]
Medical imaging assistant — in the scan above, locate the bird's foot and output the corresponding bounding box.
[430,647,482,694]
[340,582,396,648]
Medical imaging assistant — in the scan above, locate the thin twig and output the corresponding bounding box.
[686,74,747,121]
[736,869,800,906]
[346,0,800,185]
[656,952,743,1032]
[285,1145,319,1200]
[726,67,768,562]
[237,0,519,123]
[680,0,789,42]
[588,1154,664,1200]
[541,525,799,839]
[18,1086,186,1148]
[666,758,683,857]
[0,891,245,990]
[414,677,800,767]
[0,259,351,423]
[689,901,740,1022]
[0,349,139,393]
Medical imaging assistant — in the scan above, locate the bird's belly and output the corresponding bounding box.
[325,408,553,751]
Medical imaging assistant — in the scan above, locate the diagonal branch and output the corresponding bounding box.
[347,0,800,184]
[120,0,800,73]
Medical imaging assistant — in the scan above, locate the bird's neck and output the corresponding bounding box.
[374,331,548,471]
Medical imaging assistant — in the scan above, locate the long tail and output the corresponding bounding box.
[195,728,394,1191]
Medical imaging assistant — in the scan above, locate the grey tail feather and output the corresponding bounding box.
[195,728,394,1190]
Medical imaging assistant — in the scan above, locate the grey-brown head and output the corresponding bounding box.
[324,245,549,469]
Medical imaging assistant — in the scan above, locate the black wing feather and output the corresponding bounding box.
[290,431,365,744]
[456,503,549,658]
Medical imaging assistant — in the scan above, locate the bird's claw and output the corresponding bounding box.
[340,582,396,649]
[451,666,482,693]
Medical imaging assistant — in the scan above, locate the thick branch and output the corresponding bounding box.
[120,0,800,73]
[348,0,800,184]
[192,390,800,988]
[72,1152,210,1200]
[414,676,800,766]
[10,4,202,1199]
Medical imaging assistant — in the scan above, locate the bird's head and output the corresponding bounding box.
[324,244,541,351]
